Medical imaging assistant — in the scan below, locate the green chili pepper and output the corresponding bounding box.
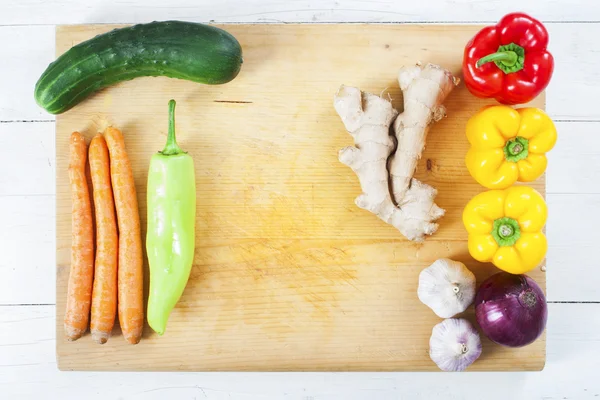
[146,99,196,335]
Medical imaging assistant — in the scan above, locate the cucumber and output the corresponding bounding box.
[35,21,243,114]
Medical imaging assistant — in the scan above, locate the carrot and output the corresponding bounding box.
[64,132,94,341]
[89,135,118,344]
[104,126,144,344]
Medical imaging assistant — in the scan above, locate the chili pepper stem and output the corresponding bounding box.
[160,99,184,156]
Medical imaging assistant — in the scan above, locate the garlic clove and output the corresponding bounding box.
[418,258,476,318]
[429,318,482,372]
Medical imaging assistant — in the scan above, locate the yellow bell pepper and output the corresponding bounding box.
[466,106,557,189]
[463,186,547,274]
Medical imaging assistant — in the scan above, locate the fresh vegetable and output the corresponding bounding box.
[466,106,557,189]
[418,259,476,318]
[334,63,459,241]
[463,12,554,105]
[429,318,482,372]
[64,132,94,341]
[35,21,243,114]
[104,127,144,344]
[146,100,196,336]
[475,272,547,347]
[89,135,118,344]
[463,186,547,274]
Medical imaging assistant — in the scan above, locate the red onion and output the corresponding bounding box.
[474,272,547,347]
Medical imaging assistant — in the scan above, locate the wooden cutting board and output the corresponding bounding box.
[55,24,546,371]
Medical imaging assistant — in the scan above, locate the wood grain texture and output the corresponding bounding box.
[5,122,599,306]
[55,24,545,371]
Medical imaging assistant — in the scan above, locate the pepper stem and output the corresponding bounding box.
[504,136,529,162]
[476,51,518,67]
[476,43,525,74]
[491,217,521,247]
[160,99,184,156]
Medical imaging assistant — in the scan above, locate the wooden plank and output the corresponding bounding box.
[545,23,600,121]
[2,304,599,397]
[546,194,600,302]
[0,196,55,305]
[0,122,55,196]
[547,122,600,194]
[0,0,597,25]
[1,23,599,122]
[0,26,55,122]
[54,24,545,371]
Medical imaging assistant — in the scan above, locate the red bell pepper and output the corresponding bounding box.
[462,13,554,105]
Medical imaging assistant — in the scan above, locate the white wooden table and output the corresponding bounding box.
[1,1,599,399]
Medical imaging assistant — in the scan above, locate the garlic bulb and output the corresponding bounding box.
[418,258,476,318]
[429,318,482,372]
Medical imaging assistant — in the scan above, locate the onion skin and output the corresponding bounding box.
[475,272,547,347]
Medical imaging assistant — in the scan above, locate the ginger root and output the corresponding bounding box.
[334,63,459,241]
[334,86,399,227]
